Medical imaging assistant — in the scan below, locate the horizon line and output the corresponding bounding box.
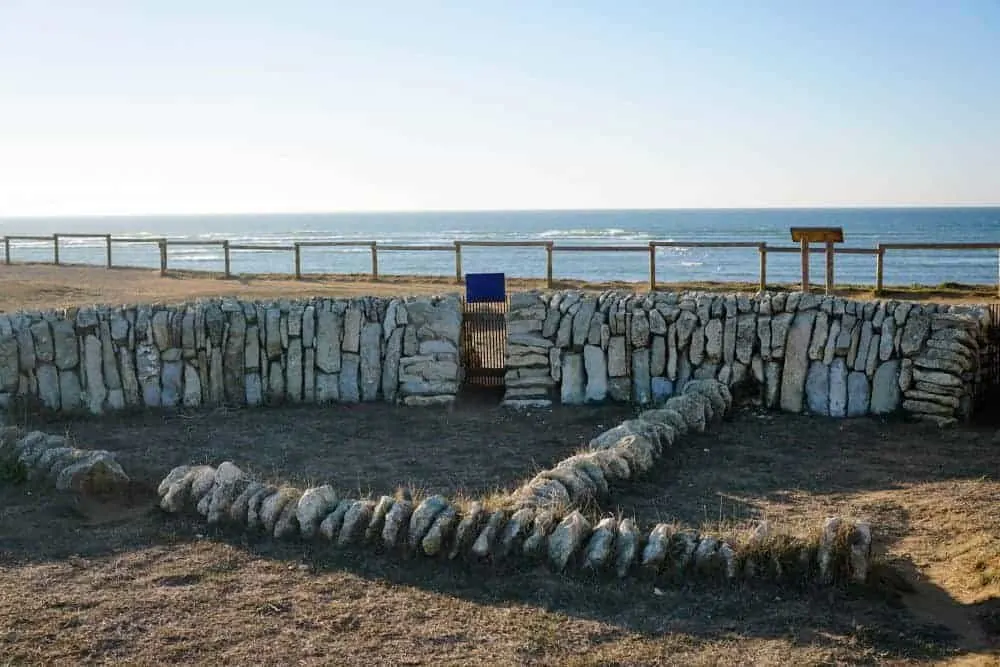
[3,203,1000,220]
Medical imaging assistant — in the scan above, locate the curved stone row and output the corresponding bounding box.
[510,378,732,511]
[156,460,872,586]
[0,426,130,493]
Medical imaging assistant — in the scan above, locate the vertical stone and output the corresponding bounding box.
[286,338,303,402]
[245,325,260,370]
[343,303,362,354]
[183,363,201,407]
[757,316,772,360]
[52,320,78,370]
[83,334,106,414]
[704,320,723,361]
[723,317,737,364]
[608,336,627,377]
[764,361,781,408]
[36,364,60,410]
[59,370,82,410]
[119,348,140,407]
[632,348,651,406]
[584,344,607,403]
[31,320,54,364]
[265,308,282,360]
[268,360,284,403]
[360,323,382,401]
[829,359,848,418]
[316,372,339,402]
[224,311,246,404]
[382,327,403,403]
[650,336,666,377]
[209,348,225,404]
[847,372,870,417]
[808,311,829,361]
[689,325,705,365]
[779,311,816,413]
[161,360,183,407]
[302,305,316,348]
[735,314,755,365]
[666,324,678,381]
[805,361,829,415]
[315,310,343,373]
[854,321,873,372]
[561,353,585,404]
[823,319,841,365]
[340,353,360,402]
[870,360,901,414]
[245,373,263,406]
[304,349,316,403]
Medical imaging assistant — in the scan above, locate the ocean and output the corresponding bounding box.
[1,208,998,287]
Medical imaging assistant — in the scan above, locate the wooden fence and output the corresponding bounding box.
[2,233,999,296]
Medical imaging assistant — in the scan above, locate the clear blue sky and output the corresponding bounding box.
[1,1,999,216]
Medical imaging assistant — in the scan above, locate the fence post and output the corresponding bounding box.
[53,234,60,265]
[223,241,231,279]
[648,242,657,291]
[799,237,810,292]
[545,242,554,289]
[370,242,379,281]
[105,234,112,268]
[875,244,885,295]
[824,240,835,294]
[159,240,168,276]
[758,243,767,292]
[454,241,462,283]
[294,243,302,280]
[3,237,9,265]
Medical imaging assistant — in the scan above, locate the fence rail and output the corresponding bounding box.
[2,233,999,296]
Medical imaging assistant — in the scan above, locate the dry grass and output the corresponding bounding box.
[0,263,996,313]
[2,405,1000,664]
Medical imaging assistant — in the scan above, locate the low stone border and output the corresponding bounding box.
[156,380,873,586]
[0,426,130,493]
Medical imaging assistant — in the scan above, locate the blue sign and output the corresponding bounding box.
[465,272,506,303]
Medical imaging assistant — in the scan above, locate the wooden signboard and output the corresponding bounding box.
[790,227,844,294]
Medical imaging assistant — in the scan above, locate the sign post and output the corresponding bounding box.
[790,227,844,294]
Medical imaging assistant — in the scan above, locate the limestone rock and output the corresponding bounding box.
[641,523,673,572]
[449,502,485,559]
[582,517,617,570]
[421,506,460,556]
[381,498,414,550]
[497,507,535,558]
[296,485,339,539]
[523,510,557,558]
[471,510,507,559]
[805,360,829,415]
[614,518,640,578]
[319,499,354,541]
[560,353,585,404]
[779,310,816,413]
[366,495,396,543]
[260,487,301,534]
[548,511,591,571]
[583,345,607,402]
[870,360,901,414]
[408,495,451,549]
[847,372,869,417]
[338,500,376,546]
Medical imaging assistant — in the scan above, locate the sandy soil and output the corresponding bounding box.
[0,263,996,313]
[2,406,999,665]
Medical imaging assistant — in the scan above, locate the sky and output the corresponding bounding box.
[1,1,999,216]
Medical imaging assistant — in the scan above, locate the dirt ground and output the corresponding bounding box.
[0,263,997,313]
[3,403,1000,665]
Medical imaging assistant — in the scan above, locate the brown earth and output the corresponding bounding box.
[0,263,997,313]
[2,402,1000,665]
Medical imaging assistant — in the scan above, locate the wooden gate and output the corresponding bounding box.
[460,273,508,388]
[974,303,1000,414]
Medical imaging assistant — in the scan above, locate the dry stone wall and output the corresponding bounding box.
[0,295,461,414]
[504,290,990,425]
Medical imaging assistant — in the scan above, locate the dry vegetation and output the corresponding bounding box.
[0,263,996,313]
[2,264,999,664]
[2,401,1000,665]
